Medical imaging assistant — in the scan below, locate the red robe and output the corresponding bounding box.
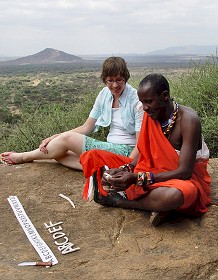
[80,114,211,216]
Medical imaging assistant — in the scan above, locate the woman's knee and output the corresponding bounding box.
[60,131,80,144]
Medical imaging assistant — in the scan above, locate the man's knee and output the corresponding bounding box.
[151,187,184,211]
[164,188,184,209]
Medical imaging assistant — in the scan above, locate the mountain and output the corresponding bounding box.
[3,48,83,65]
[145,45,218,56]
[0,56,20,62]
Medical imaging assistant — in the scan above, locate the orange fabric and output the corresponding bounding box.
[80,113,211,216]
[130,113,211,215]
[80,149,131,179]
[80,150,131,200]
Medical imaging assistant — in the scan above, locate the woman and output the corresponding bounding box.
[1,57,143,170]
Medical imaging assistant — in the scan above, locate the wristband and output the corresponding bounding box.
[136,172,154,188]
[146,172,154,185]
[136,172,147,187]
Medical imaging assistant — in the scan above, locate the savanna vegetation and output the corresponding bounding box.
[0,58,217,157]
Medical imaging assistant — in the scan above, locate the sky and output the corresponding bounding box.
[0,0,218,57]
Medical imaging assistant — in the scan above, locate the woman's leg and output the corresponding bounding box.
[1,131,84,169]
[56,151,82,170]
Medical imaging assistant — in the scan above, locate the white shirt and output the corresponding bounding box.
[107,108,136,146]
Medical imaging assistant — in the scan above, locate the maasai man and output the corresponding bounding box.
[80,74,211,226]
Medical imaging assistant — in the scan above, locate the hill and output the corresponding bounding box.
[146,45,218,56]
[3,48,83,65]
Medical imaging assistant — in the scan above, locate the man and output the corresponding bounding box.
[80,74,211,226]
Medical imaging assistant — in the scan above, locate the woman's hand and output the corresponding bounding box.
[39,134,59,153]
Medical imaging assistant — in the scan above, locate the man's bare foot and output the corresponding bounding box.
[149,211,170,226]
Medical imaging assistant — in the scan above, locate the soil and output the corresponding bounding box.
[0,159,218,280]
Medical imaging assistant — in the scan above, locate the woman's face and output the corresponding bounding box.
[105,75,125,96]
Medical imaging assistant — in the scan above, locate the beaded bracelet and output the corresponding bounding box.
[136,172,147,187]
[136,172,154,188]
[119,163,135,173]
[146,172,154,185]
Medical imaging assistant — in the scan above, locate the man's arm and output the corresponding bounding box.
[154,109,201,182]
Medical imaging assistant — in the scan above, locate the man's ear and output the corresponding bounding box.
[162,90,169,102]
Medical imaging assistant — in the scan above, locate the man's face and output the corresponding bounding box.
[137,83,166,120]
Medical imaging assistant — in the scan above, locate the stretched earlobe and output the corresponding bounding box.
[162,90,169,102]
[164,96,169,102]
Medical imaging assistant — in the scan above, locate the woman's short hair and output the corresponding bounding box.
[100,56,130,83]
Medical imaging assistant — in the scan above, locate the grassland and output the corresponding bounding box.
[0,58,217,157]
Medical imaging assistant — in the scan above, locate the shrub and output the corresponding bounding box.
[0,91,97,151]
[0,60,217,157]
[170,57,218,157]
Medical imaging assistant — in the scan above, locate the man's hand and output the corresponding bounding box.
[102,168,122,186]
[102,170,137,192]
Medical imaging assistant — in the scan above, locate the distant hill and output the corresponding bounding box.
[146,45,218,56]
[3,48,83,65]
[0,56,20,62]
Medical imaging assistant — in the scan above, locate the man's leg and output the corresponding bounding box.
[102,187,184,212]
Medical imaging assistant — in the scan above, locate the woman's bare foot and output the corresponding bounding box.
[1,152,25,165]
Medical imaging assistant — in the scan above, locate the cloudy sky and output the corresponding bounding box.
[0,0,217,57]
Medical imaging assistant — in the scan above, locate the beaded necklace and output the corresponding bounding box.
[161,101,179,137]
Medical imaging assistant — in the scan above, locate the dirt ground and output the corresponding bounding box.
[0,159,218,280]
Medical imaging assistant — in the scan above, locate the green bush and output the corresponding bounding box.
[170,57,218,157]
[0,60,217,157]
[0,91,96,152]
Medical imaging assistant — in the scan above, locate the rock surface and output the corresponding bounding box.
[0,159,218,280]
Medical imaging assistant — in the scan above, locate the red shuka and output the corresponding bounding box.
[80,114,211,216]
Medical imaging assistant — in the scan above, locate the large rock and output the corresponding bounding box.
[0,159,217,280]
